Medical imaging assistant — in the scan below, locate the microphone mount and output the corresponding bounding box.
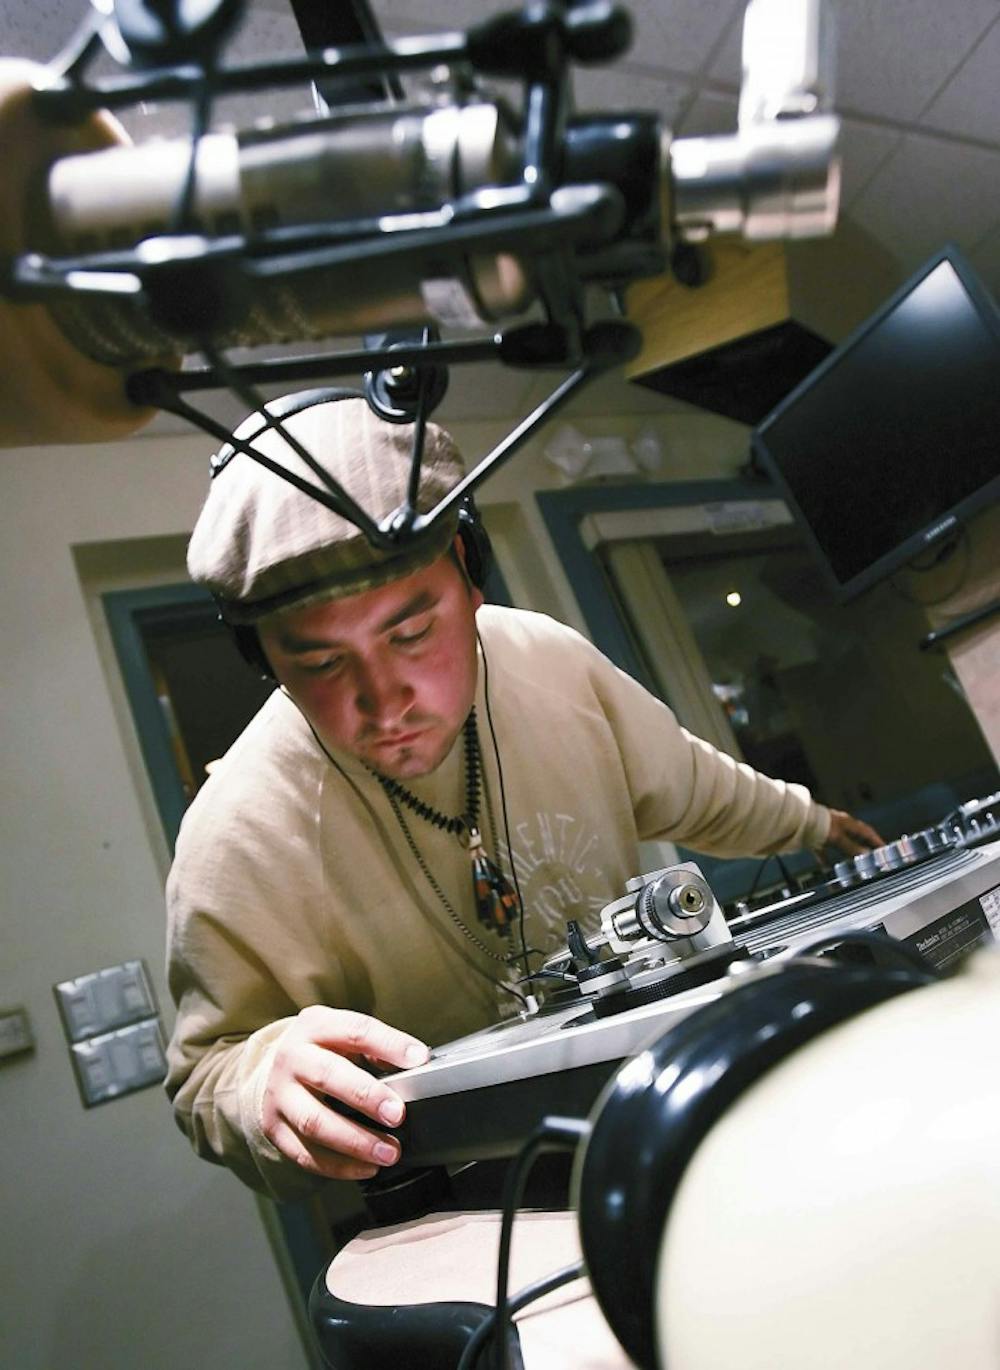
[0,0,840,559]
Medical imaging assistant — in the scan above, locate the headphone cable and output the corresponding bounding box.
[479,626,533,986]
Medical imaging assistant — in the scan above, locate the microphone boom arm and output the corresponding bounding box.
[136,319,640,551]
[0,0,840,558]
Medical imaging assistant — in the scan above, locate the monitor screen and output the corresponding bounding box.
[752,246,1000,600]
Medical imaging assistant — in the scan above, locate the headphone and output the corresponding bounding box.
[210,386,492,680]
[573,947,936,1369]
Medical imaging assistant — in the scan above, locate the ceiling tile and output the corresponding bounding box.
[675,90,739,137]
[623,0,745,79]
[573,63,690,124]
[837,117,903,208]
[831,0,999,124]
[709,0,999,126]
[706,7,742,87]
[850,132,1000,279]
[920,15,1000,145]
[376,0,503,31]
[0,0,78,62]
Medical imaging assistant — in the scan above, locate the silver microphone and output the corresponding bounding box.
[0,0,839,450]
[41,100,540,365]
[32,0,838,369]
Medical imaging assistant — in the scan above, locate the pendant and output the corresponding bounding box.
[467,826,519,937]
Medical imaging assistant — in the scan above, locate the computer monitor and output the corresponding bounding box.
[752,245,1000,600]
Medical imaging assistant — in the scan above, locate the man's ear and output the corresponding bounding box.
[452,534,485,610]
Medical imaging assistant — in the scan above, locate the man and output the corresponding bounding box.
[166,394,881,1201]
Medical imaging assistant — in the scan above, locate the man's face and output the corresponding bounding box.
[259,543,484,780]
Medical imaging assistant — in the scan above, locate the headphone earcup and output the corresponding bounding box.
[457,496,492,591]
[575,959,931,1370]
[230,622,275,680]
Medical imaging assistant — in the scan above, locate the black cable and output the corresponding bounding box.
[489,979,530,1011]
[455,1260,586,1370]
[479,628,533,987]
[793,929,939,979]
[516,969,576,987]
[744,853,777,902]
[404,329,433,514]
[919,594,1000,651]
[743,850,797,904]
[491,1117,591,1370]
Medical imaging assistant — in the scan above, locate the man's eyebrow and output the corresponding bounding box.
[378,589,439,632]
[276,590,440,654]
[276,630,341,654]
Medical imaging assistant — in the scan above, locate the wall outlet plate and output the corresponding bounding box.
[54,960,158,1043]
[70,1018,167,1107]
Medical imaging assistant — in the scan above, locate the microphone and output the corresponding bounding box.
[0,0,840,449]
[37,102,665,366]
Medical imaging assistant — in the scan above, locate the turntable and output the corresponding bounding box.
[390,808,1000,1169]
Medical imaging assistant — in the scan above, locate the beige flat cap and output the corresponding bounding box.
[188,394,466,623]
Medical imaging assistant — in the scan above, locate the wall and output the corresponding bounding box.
[0,436,311,1370]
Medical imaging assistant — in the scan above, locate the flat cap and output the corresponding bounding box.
[187,394,466,623]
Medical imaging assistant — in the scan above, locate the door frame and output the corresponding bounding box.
[535,476,776,691]
[102,581,332,1332]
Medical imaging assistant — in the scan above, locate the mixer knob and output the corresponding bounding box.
[915,824,951,855]
[893,834,920,865]
[853,850,879,881]
[875,841,906,872]
[907,831,933,860]
[833,859,858,889]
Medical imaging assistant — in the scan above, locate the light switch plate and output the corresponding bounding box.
[70,1018,167,1107]
[54,960,157,1043]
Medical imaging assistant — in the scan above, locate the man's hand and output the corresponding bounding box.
[260,1006,430,1181]
[825,808,885,857]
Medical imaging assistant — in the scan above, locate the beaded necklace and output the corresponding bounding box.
[374,710,521,958]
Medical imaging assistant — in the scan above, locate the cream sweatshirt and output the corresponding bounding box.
[165,606,829,1198]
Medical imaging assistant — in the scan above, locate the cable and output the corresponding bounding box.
[743,853,777,902]
[774,852,793,885]
[479,628,533,987]
[455,1260,586,1370]
[743,850,798,904]
[490,1117,591,1370]
[792,929,939,979]
[516,969,576,987]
